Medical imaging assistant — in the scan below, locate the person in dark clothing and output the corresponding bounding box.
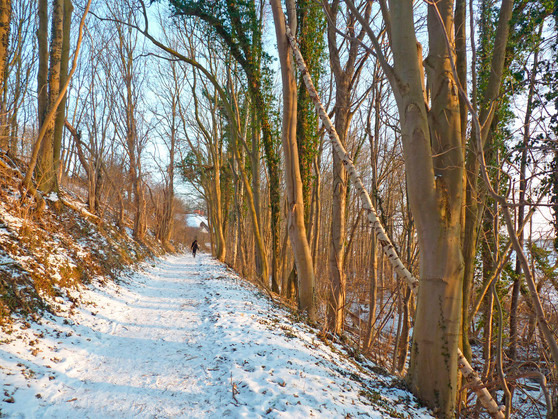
[191,239,199,258]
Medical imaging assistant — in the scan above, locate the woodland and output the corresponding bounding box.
[0,0,557,417]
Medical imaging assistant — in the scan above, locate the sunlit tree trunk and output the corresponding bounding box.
[326,1,347,334]
[212,144,225,261]
[383,1,464,414]
[113,16,145,241]
[52,0,72,185]
[250,105,263,277]
[271,0,316,320]
[310,154,321,268]
[127,87,144,241]
[0,0,11,152]
[37,0,63,193]
[157,85,176,249]
[37,0,48,134]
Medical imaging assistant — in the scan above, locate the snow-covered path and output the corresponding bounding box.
[1,254,430,418]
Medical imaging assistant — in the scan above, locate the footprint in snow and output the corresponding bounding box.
[241,361,255,373]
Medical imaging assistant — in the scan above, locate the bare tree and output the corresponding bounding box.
[323,0,370,334]
[36,0,63,193]
[271,0,316,320]
[0,0,11,152]
[109,5,147,240]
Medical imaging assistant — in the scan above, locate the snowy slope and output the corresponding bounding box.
[0,254,432,418]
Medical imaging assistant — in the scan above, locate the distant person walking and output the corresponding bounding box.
[191,239,199,258]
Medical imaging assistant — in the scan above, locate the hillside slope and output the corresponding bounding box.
[0,152,161,321]
[0,253,432,418]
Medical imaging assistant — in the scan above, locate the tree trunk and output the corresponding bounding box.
[37,0,48,131]
[213,157,226,261]
[22,0,90,202]
[37,0,63,193]
[250,108,263,277]
[454,0,467,150]
[364,79,381,352]
[388,1,464,415]
[327,97,348,333]
[232,144,245,272]
[271,0,316,320]
[231,115,269,285]
[510,24,540,360]
[117,21,144,241]
[397,286,411,373]
[461,152,482,362]
[163,110,176,248]
[310,155,321,268]
[324,0,365,334]
[129,127,143,240]
[64,119,96,212]
[481,205,496,382]
[52,0,72,185]
[364,232,377,352]
[461,0,514,364]
[247,74,280,291]
[0,0,11,152]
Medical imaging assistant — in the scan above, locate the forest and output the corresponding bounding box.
[0,0,557,417]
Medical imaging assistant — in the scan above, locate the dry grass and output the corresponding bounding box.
[0,151,163,322]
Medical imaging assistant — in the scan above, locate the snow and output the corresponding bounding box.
[45,192,59,202]
[0,206,24,230]
[185,214,208,229]
[0,254,431,418]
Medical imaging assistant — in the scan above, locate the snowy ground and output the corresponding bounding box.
[0,253,432,418]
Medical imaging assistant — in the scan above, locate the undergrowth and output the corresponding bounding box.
[0,151,163,323]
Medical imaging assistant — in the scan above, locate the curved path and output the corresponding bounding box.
[0,254,430,418]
